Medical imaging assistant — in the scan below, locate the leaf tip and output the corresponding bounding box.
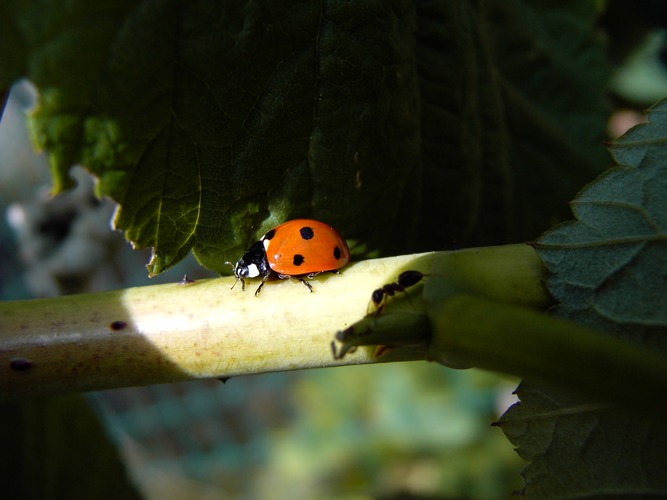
[146,252,163,278]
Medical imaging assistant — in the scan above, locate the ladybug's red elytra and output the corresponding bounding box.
[229,219,351,296]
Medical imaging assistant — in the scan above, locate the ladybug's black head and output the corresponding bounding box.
[230,240,271,291]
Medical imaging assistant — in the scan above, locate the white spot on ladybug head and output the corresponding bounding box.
[246,263,260,278]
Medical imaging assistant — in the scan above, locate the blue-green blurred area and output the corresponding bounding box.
[602,1,667,105]
[601,2,667,142]
[91,366,523,499]
[609,30,667,104]
[1,81,522,498]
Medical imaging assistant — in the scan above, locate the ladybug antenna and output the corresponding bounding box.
[224,261,241,291]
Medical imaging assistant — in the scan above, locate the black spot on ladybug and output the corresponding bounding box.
[264,229,276,240]
[10,358,33,372]
[299,226,314,240]
[110,320,127,331]
[333,246,342,260]
[293,254,305,266]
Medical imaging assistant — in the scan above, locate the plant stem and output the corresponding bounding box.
[0,252,436,400]
[426,293,667,419]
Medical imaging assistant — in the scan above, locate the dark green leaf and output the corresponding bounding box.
[540,100,667,341]
[499,381,667,497]
[0,1,609,274]
[415,0,610,248]
[498,100,667,497]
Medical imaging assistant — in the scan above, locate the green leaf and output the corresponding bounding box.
[417,1,610,248]
[0,1,609,275]
[498,382,667,497]
[540,101,667,339]
[498,100,667,497]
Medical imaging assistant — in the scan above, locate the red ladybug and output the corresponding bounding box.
[230,219,351,296]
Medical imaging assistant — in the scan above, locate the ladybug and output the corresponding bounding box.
[229,219,351,296]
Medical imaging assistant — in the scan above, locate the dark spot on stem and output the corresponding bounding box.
[110,320,127,331]
[10,359,33,372]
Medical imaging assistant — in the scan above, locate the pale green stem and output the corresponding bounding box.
[0,252,435,400]
[427,294,667,418]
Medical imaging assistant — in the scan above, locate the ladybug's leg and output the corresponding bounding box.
[277,273,315,293]
[254,273,272,296]
[254,268,276,296]
[298,278,314,293]
[301,272,322,293]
